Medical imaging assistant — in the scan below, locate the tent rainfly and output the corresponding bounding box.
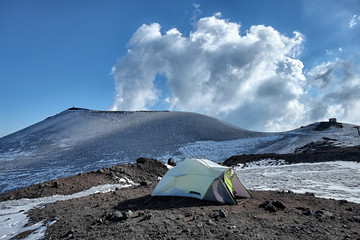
[151,158,251,205]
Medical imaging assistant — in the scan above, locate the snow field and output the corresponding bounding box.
[0,180,136,240]
[236,161,360,204]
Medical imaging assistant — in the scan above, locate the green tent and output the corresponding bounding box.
[152,158,251,205]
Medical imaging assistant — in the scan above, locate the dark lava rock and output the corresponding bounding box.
[53,181,61,189]
[122,210,133,220]
[302,210,312,216]
[296,206,312,215]
[143,213,152,220]
[339,200,348,204]
[259,200,270,208]
[168,158,177,166]
[259,200,285,212]
[315,210,335,220]
[351,216,360,223]
[265,204,277,213]
[136,157,148,163]
[107,211,123,222]
[140,181,149,186]
[272,200,286,209]
[219,209,228,218]
[107,210,133,221]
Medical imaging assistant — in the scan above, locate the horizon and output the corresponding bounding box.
[1,0,360,137]
[1,106,357,138]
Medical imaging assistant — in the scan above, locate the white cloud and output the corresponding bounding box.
[111,14,307,131]
[193,3,200,9]
[326,49,333,56]
[111,14,359,131]
[190,3,202,27]
[349,14,360,28]
[307,58,360,124]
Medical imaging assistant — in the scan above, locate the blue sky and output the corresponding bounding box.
[1,0,360,137]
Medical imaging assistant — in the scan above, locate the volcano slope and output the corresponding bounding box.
[0,108,261,193]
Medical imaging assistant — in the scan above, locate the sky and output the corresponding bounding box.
[1,0,360,137]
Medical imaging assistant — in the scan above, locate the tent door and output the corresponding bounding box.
[203,173,237,205]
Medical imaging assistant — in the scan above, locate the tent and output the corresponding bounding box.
[151,158,251,205]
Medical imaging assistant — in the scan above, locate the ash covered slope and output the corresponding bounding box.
[256,121,360,154]
[177,121,360,160]
[0,108,261,193]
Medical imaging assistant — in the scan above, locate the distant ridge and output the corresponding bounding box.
[65,107,171,113]
[0,108,260,193]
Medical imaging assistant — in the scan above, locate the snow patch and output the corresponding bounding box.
[236,161,360,203]
[0,182,135,240]
[175,135,283,161]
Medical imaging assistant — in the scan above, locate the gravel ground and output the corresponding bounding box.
[1,157,359,240]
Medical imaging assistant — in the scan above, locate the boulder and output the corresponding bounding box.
[107,211,123,222]
[219,209,228,218]
[272,200,286,209]
[136,157,148,164]
[168,158,177,166]
[122,210,133,220]
[142,213,152,220]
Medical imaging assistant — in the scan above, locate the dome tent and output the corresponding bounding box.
[151,158,251,205]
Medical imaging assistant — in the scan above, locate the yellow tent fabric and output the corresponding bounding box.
[224,169,234,193]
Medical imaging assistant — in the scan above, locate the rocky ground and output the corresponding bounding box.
[224,140,360,166]
[1,152,360,240]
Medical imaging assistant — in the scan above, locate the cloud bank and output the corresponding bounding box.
[307,59,360,125]
[349,14,360,28]
[112,14,360,131]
